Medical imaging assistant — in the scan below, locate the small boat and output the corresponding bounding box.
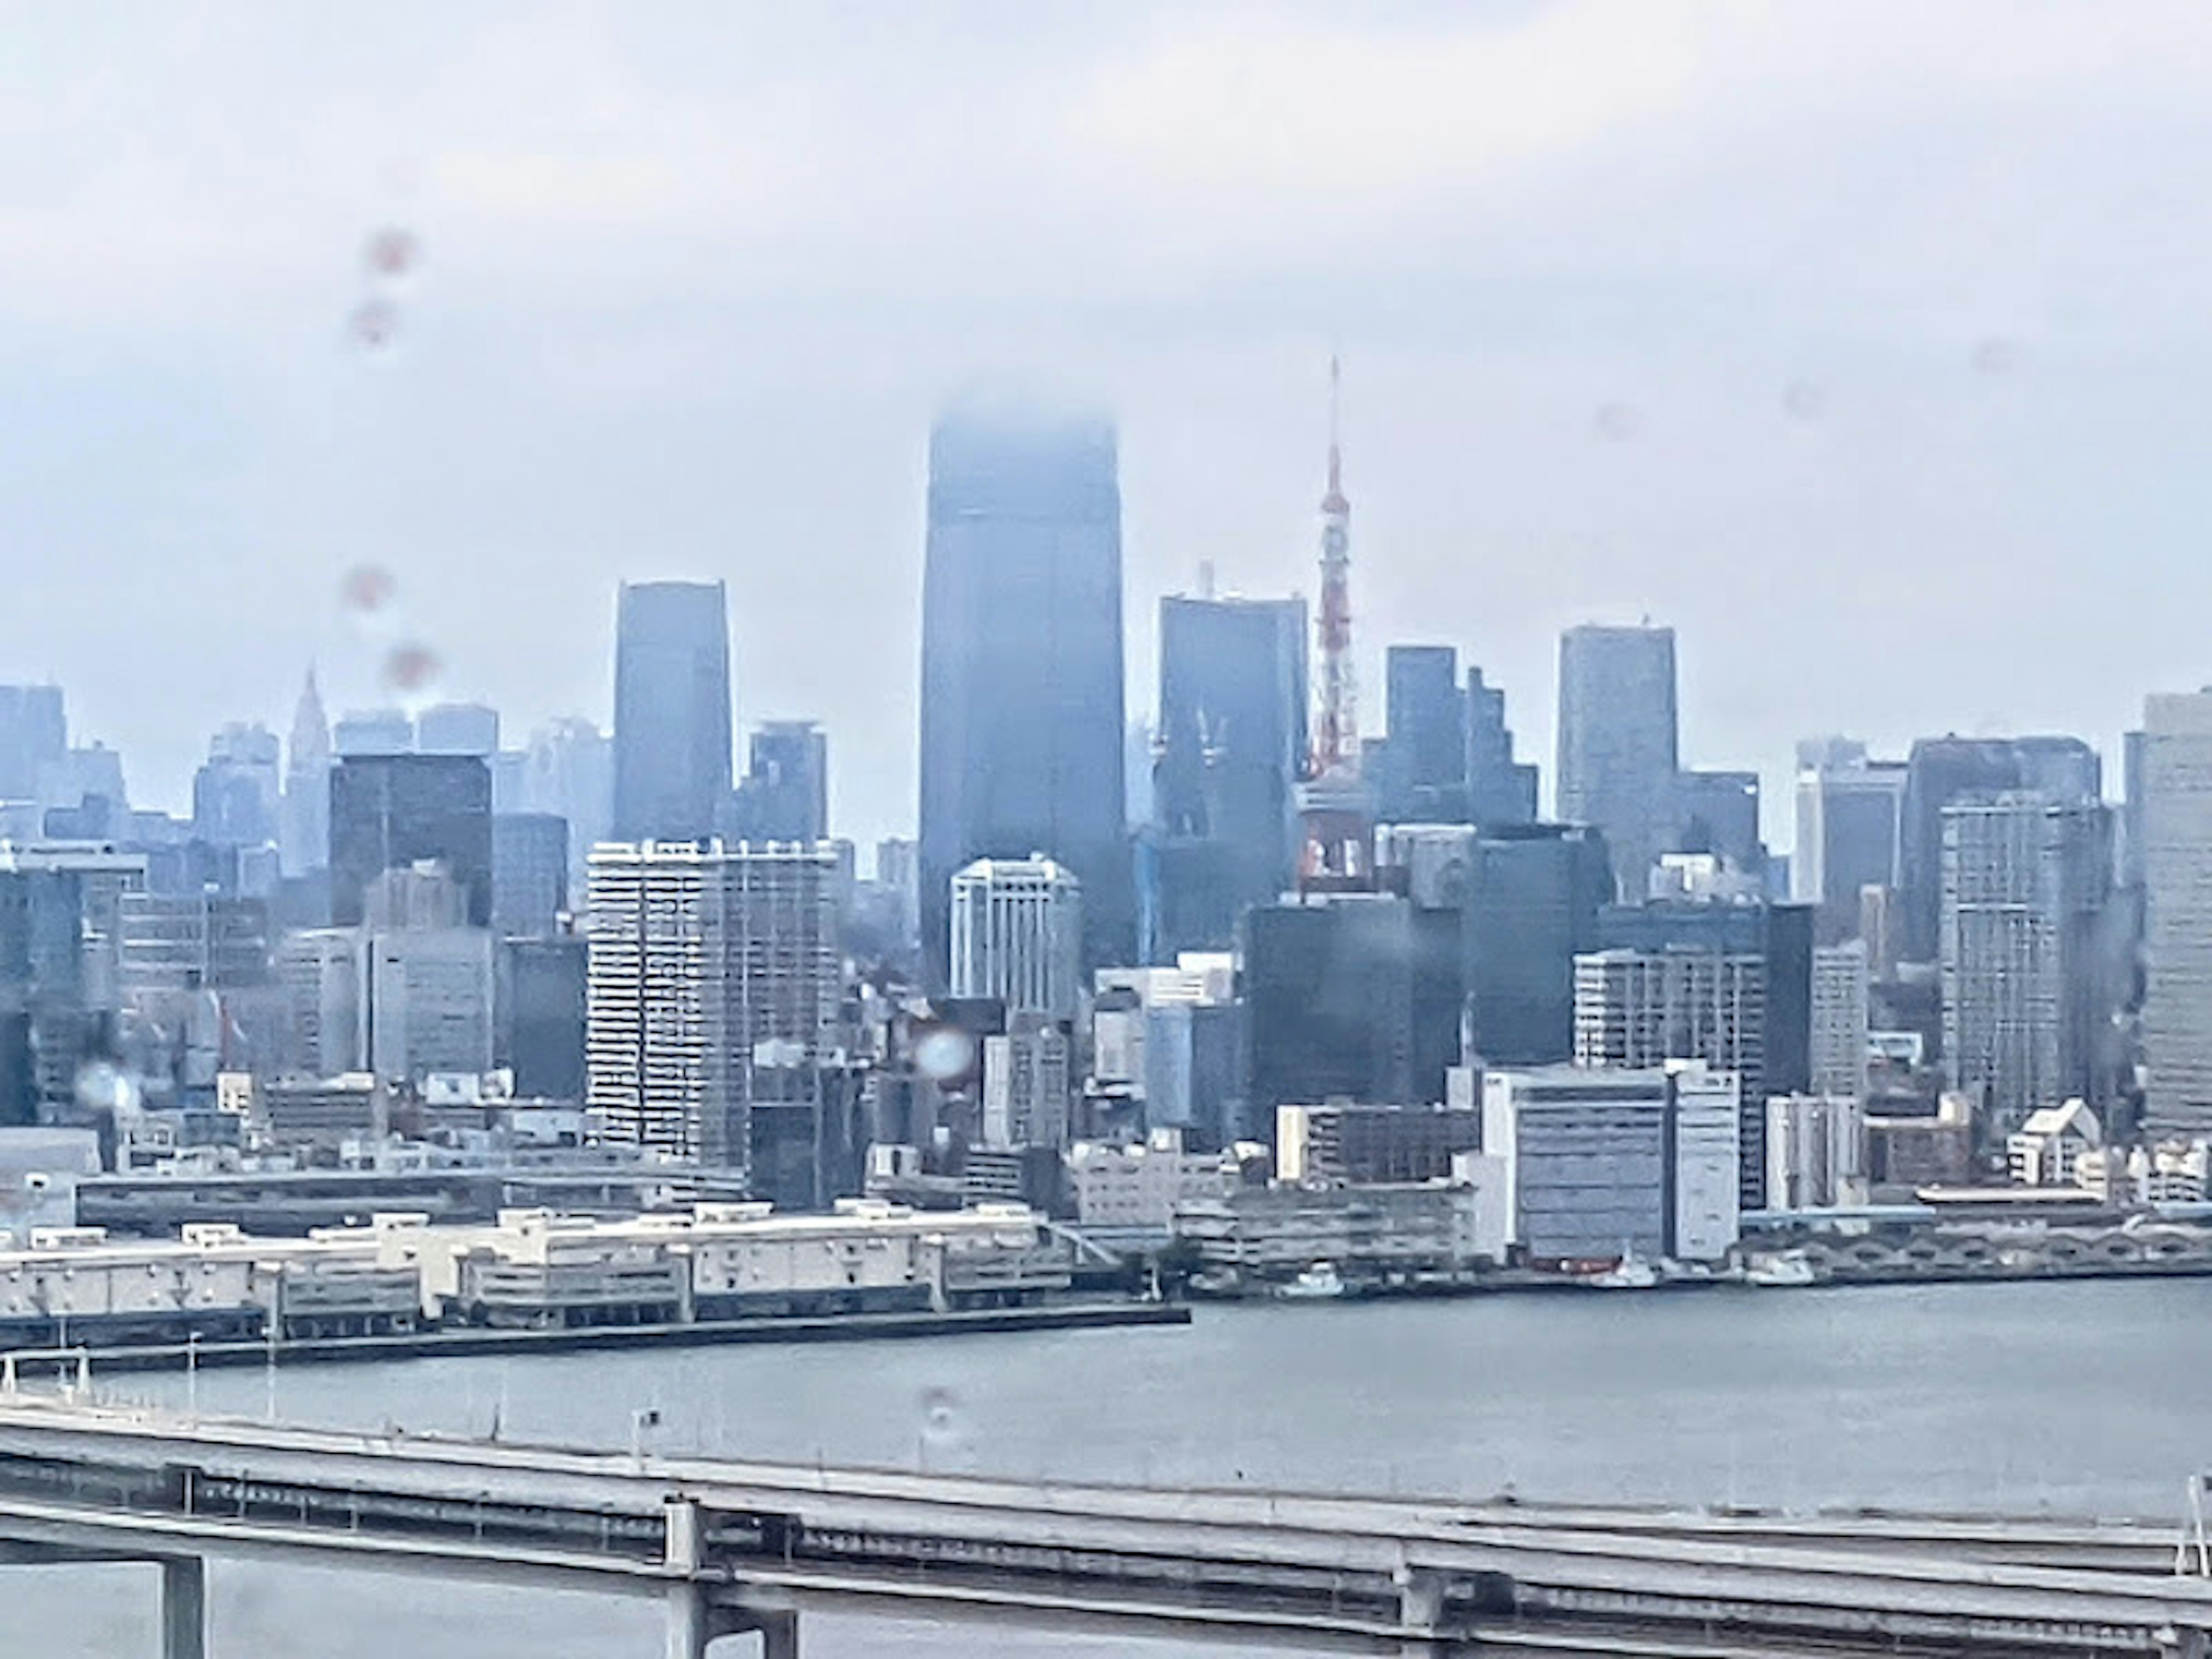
[1741,1249,1818,1288]
[1277,1262,1348,1301]
[1587,1247,1658,1291]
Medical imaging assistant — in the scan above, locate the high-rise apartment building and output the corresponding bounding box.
[1810,939,1871,1101]
[949,855,1082,1021]
[1899,735,2099,965]
[329,753,493,930]
[1941,790,2115,1133]
[611,581,734,843]
[1149,592,1307,957]
[1556,624,1679,900]
[585,839,843,1166]
[918,407,1129,976]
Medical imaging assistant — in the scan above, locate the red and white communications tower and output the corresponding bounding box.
[1297,355,1372,885]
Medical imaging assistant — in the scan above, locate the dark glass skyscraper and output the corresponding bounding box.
[612,580,734,843]
[728,721,828,843]
[1149,592,1306,957]
[329,753,494,929]
[1557,624,1679,900]
[919,406,1130,975]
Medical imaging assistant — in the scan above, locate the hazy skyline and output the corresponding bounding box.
[3,2,2209,846]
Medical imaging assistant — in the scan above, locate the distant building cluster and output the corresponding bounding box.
[0,374,2206,1285]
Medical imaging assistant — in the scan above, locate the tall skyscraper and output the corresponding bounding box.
[728,721,828,843]
[1671,770,1761,870]
[522,716,612,895]
[0,844,141,1130]
[949,855,1083,1020]
[918,405,1129,975]
[329,753,493,929]
[1241,893,1462,1135]
[1792,743,1907,941]
[491,812,570,937]
[415,702,501,757]
[1464,668,1539,828]
[1941,791,2115,1134]
[585,839,843,1167]
[1377,646,1465,822]
[0,687,66,804]
[281,669,332,876]
[1149,591,1307,956]
[191,725,282,849]
[1899,734,2099,965]
[612,580,734,843]
[332,709,413,757]
[1556,624,1679,900]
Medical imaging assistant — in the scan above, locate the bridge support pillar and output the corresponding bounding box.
[1397,1565,1449,1657]
[665,1584,710,1659]
[744,1609,799,1658]
[160,1558,206,1659]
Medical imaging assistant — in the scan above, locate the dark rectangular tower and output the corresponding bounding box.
[919,407,1130,976]
[329,753,493,929]
[1556,624,1679,901]
[612,580,734,843]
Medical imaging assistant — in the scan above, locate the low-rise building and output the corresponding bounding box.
[1067,1131,1237,1234]
[2007,1099,2102,1188]
[1172,1180,1503,1286]
[1274,1103,1482,1187]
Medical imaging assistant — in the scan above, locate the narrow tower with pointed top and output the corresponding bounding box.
[281,666,333,876]
[1297,357,1372,884]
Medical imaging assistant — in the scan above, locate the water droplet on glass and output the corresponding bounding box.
[74,1061,138,1116]
[365,227,422,279]
[341,565,398,615]
[1593,403,1640,442]
[381,642,444,698]
[919,1387,960,1448]
[913,1025,976,1084]
[348,298,400,351]
[1970,337,2018,377]
[1782,381,1825,421]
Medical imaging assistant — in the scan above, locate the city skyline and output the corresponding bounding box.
[0,5,2206,846]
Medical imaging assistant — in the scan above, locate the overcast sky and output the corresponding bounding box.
[3,1,2209,847]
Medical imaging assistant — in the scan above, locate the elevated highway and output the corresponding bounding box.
[0,1392,2203,1657]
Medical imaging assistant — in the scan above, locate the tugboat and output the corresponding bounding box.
[1277,1261,1348,1301]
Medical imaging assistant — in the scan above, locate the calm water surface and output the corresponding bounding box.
[16,1279,2212,1657]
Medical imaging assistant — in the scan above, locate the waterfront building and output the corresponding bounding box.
[950,855,1082,1021]
[1479,1063,1741,1264]
[1274,1103,1482,1186]
[1765,1094,1867,1210]
[1172,1180,1502,1282]
[611,580,734,844]
[1556,623,1679,901]
[2141,692,2212,1136]
[585,839,843,1168]
[1940,791,2115,1135]
[1066,1130,1238,1236]
[2006,1099,2101,1188]
[918,404,1130,976]
[329,752,493,929]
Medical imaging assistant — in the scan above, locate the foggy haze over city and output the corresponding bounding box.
[3,2,2208,842]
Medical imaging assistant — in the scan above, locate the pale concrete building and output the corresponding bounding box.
[1766,1093,1867,1210]
[950,855,1082,1020]
[1810,940,1871,1102]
